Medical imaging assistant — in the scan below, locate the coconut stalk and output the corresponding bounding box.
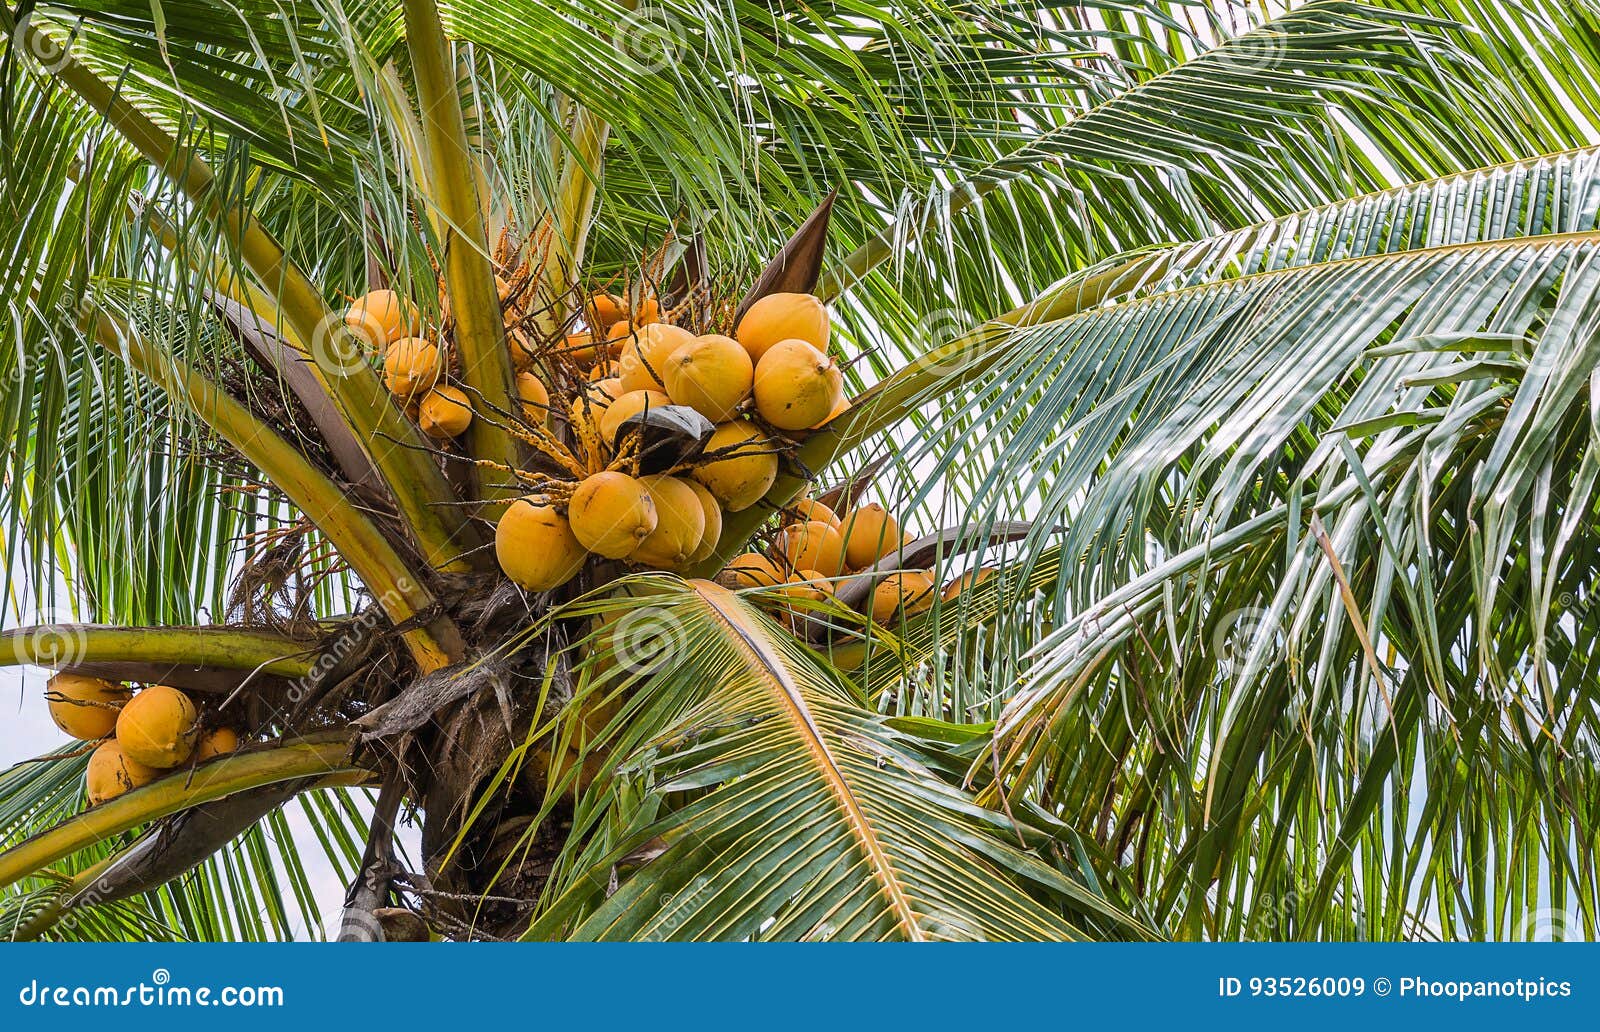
[403,0,523,500]
[0,625,317,680]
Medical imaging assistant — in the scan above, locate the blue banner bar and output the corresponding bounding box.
[0,944,1594,1030]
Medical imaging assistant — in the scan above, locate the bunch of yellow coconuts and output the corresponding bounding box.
[341,280,969,631]
[44,673,237,807]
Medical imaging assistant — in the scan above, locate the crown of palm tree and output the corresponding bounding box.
[0,0,1596,941]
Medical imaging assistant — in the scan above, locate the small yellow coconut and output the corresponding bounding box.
[383,338,442,398]
[569,377,627,441]
[662,334,754,422]
[842,503,901,570]
[629,476,707,570]
[780,570,836,604]
[942,567,996,602]
[194,726,241,762]
[775,519,847,577]
[115,685,199,769]
[685,480,723,564]
[516,371,550,422]
[869,570,938,623]
[788,497,841,529]
[86,739,159,805]
[45,672,132,741]
[418,385,473,439]
[691,421,778,512]
[599,389,673,447]
[735,292,829,361]
[718,552,786,589]
[562,331,602,367]
[569,472,658,558]
[588,356,620,383]
[752,339,844,431]
[506,328,538,370]
[589,293,628,331]
[344,289,420,349]
[619,323,696,393]
[495,499,587,591]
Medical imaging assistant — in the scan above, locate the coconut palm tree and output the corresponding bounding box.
[0,0,1597,941]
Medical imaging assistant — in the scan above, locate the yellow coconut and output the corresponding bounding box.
[842,503,901,570]
[569,472,658,559]
[562,331,602,367]
[599,389,673,447]
[86,739,159,805]
[718,552,786,589]
[619,323,696,393]
[942,567,996,602]
[735,292,829,361]
[869,570,938,623]
[775,519,847,577]
[505,328,538,371]
[344,289,420,349]
[383,337,442,398]
[495,499,588,591]
[45,673,132,742]
[691,421,778,512]
[629,476,707,570]
[115,685,199,769]
[516,371,550,422]
[752,338,844,431]
[569,377,626,441]
[780,570,836,604]
[418,385,473,439]
[788,497,841,529]
[194,726,241,762]
[662,334,754,422]
[588,292,628,331]
[588,356,620,383]
[685,480,724,564]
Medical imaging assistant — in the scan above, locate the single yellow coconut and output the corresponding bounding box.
[735,292,829,361]
[494,499,588,591]
[86,739,159,805]
[718,552,786,589]
[506,328,538,370]
[569,472,658,558]
[629,476,707,570]
[780,570,836,603]
[563,331,602,367]
[788,497,841,529]
[752,338,844,431]
[842,503,902,570]
[45,673,132,742]
[942,567,996,602]
[516,371,550,422]
[589,293,628,331]
[684,480,724,564]
[569,377,626,441]
[418,385,473,439]
[194,726,241,762]
[344,289,420,350]
[775,519,847,577]
[383,337,442,398]
[619,323,696,393]
[691,421,778,512]
[662,334,754,422]
[115,685,199,769]
[588,356,620,383]
[599,389,673,447]
[869,570,938,623]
